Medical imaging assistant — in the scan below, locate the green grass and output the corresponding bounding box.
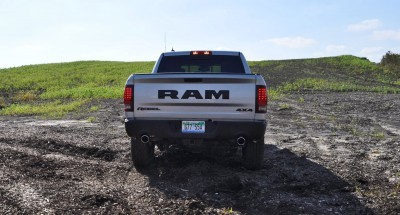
[371,132,385,139]
[278,78,400,93]
[250,55,381,75]
[278,103,291,110]
[0,100,87,118]
[0,61,154,95]
[39,86,122,99]
[267,88,285,101]
[250,55,400,89]
[87,116,96,123]
[89,105,100,112]
[0,61,154,117]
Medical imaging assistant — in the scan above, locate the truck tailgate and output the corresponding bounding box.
[133,74,256,120]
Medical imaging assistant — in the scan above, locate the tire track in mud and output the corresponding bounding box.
[0,136,121,162]
[0,138,138,214]
[0,143,128,169]
[2,183,53,213]
[269,93,400,214]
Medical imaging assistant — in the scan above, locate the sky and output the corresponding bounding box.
[1,0,400,68]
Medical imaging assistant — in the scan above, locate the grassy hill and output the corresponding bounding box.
[0,56,399,117]
[250,55,400,92]
[0,61,154,117]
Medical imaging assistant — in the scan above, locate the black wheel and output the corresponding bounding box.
[131,138,154,167]
[242,139,264,170]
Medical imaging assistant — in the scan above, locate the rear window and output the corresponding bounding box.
[157,55,245,73]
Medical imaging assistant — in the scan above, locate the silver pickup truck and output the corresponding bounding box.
[124,50,267,169]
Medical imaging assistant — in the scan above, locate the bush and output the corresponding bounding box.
[380,51,400,78]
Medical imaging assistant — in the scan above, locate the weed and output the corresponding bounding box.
[355,185,362,193]
[382,103,394,110]
[90,106,100,112]
[278,103,291,110]
[13,91,38,101]
[351,128,361,136]
[312,115,321,120]
[0,96,6,108]
[389,182,400,198]
[268,88,284,101]
[87,116,96,123]
[221,207,234,214]
[335,123,361,136]
[371,132,385,139]
[298,97,305,103]
[328,115,337,121]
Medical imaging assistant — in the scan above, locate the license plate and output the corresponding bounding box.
[182,121,205,133]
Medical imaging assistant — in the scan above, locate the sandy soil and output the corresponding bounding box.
[0,92,399,214]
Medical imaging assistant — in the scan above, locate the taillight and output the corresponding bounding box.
[124,86,134,111]
[256,85,267,113]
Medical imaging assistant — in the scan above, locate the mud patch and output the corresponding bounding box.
[0,94,399,214]
[80,194,117,207]
[1,137,117,162]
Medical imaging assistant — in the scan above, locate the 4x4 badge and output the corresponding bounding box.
[236,108,253,112]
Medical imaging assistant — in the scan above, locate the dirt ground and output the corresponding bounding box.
[0,92,399,214]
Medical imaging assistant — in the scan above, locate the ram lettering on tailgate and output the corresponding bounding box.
[158,90,229,100]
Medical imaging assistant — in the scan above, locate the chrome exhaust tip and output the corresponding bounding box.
[140,135,150,144]
[237,137,246,146]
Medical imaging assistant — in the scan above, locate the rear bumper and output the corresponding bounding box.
[125,119,267,141]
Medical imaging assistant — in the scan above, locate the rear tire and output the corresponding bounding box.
[131,138,154,167]
[242,139,264,170]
